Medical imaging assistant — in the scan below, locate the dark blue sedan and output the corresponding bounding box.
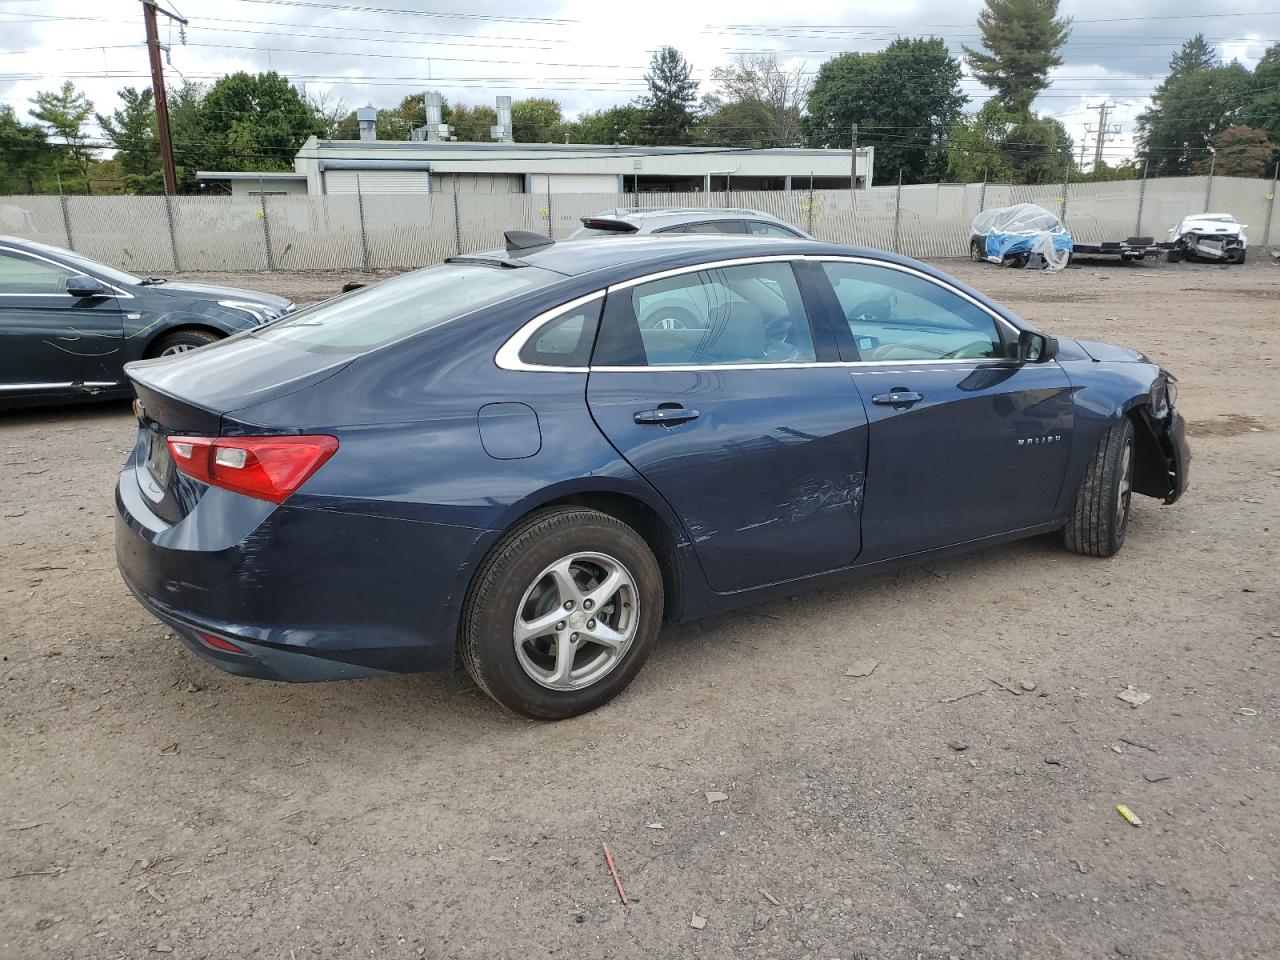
[0,236,294,409]
[115,233,1189,719]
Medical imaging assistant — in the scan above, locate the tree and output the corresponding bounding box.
[1203,125,1277,177]
[29,81,96,192]
[1169,33,1218,75]
[0,105,58,193]
[448,103,498,141]
[1243,43,1280,148]
[945,99,1072,184]
[963,0,1071,113]
[703,54,809,146]
[512,98,566,142]
[97,87,162,194]
[307,90,351,139]
[805,39,966,183]
[567,105,648,144]
[194,72,325,171]
[641,46,699,144]
[1136,48,1252,176]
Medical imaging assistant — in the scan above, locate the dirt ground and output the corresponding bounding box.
[3,255,1279,960]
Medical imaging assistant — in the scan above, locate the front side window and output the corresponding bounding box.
[0,250,77,294]
[820,261,1005,362]
[596,261,817,367]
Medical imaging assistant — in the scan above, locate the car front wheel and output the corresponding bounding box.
[149,328,221,357]
[460,506,664,720]
[1064,417,1135,557]
[970,238,985,262]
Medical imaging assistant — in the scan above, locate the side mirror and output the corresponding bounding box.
[66,274,109,299]
[1018,330,1058,363]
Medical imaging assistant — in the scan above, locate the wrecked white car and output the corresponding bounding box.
[1165,214,1247,264]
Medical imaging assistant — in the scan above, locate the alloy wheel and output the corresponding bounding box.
[513,552,638,691]
[160,343,199,356]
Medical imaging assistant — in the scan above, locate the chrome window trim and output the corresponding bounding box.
[494,290,604,373]
[0,381,76,391]
[0,245,135,299]
[495,254,1025,374]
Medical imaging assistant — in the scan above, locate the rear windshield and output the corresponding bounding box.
[251,262,561,350]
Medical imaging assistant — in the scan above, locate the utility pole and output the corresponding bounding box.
[142,0,188,196]
[850,122,858,213]
[1085,100,1120,171]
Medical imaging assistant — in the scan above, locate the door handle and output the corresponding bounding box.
[871,390,923,408]
[633,405,700,425]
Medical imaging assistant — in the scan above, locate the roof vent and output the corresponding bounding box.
[356,106,377,141]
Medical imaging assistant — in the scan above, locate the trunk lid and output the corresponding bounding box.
[124,334,354,524]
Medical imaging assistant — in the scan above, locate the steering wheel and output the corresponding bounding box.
[846,293,896,324]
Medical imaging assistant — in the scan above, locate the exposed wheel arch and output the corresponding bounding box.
[1125,404,1177,501]
[489,490,685,623]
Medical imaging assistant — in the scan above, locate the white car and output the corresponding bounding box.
[1165,213,1247,264]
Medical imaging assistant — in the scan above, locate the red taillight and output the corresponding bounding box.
[167,434,338,504]
[196,631,244,654]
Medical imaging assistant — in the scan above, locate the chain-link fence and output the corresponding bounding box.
[2,174,1276,273]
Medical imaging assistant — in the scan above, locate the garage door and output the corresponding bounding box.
[324,170,431,194]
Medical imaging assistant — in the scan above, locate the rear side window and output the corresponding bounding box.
[254,263,561,351]
[682,220,745,235]
[518,298,601,367]
[748,221,801,238]
[595,261,817,367]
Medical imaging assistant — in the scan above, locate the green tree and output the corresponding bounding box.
[448,102,498,141]
[1169,33,1218,75]
[963,0,1071,113]
[96,87,163,194]
[28,81,96,192]
[805,38,966,183]
[567,105,649,144]
[1202,125,1277,177]
[511,98,566,142]
[1242,43,1280,149]
[167,80,207,192]
[946,99,1073,184]
[641,46,699,144]
[194,72,325,171]
[703,54,808,146]
[0,104,58,193]
[1136,41,1252,176]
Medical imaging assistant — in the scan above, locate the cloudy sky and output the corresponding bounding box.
[1,0,1276,166]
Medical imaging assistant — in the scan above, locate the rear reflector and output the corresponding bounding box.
[167,434,338,503]
[196,631,244,654]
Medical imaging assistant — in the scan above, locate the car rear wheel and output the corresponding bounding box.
[460,506,663,720]
[1064,417,1135,558]
[149,328,221,357]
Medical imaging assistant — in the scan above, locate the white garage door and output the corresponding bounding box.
[324,170,431,194]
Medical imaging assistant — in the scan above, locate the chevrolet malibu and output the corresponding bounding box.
[115,233,1189,720]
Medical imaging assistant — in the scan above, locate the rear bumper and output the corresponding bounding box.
[115,460,491,682]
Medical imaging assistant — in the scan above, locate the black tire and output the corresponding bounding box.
[148,328,221,358]
[1064,417,1136,558]
[1229,248,1247,265]
[1165,249,1183,264]
[970,238,985,262]
[460,506,664,720]
[1005,253,1029,269]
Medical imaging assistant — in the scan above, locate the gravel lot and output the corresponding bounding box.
[3,255,1278,960]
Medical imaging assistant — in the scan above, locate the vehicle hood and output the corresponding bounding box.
[145,280,294,309]
[1169,216,1245,238]
[1063,338,1150,363]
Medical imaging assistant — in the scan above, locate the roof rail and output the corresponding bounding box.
[608,206,763,216]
